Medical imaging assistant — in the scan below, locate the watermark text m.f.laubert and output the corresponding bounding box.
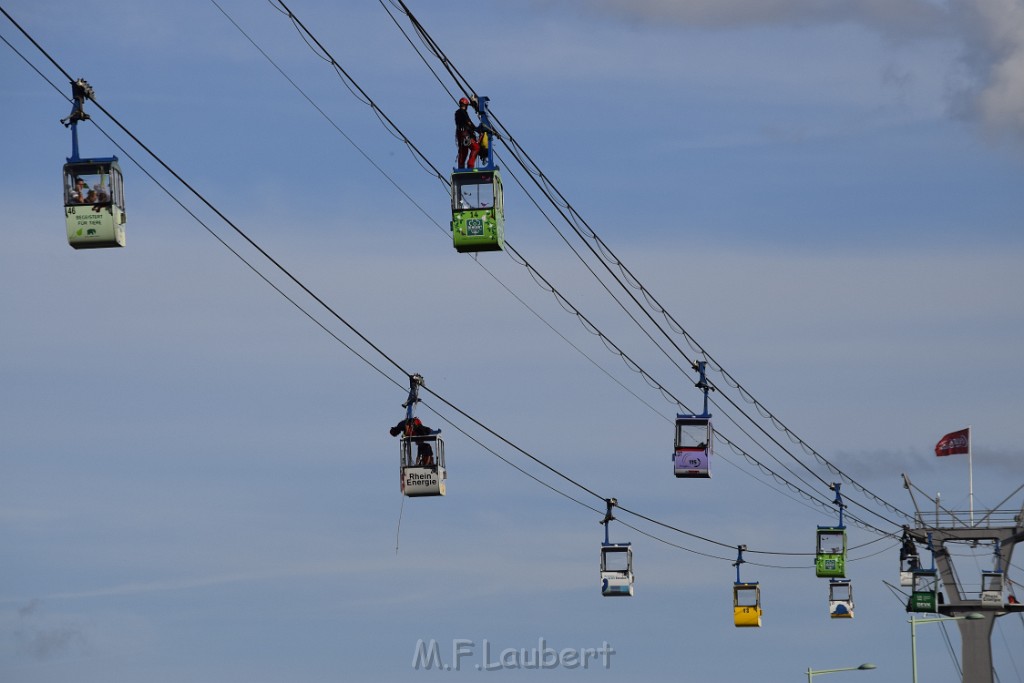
[412,637,616,671]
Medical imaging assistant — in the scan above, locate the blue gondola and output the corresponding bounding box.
[674,361,713,478]
[61,79,126,249]
[599,499,634,597]
[451,95,504,253]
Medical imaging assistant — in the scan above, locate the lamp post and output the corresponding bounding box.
[806,663,876,682]
[910,612,984,683]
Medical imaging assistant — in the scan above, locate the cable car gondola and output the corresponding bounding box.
[899,526,920,587]
[815,483,847,578]
[828,579,854,619]
[981,570,1004,607]
[907,569,940,613]
[600,543,633,597]
[815,527,847,578]
[599,499,634,597]
[400,431,446,497]
[673,361,713,478]
[734,583,762,627]
[392,374,447,498]
[981,543,1006,606]
[732,545,762,627]
[61,79,126,249]
[451,95,504,253]
[906,533,941,613]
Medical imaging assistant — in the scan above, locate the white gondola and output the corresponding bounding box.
[673,415,711,478]
[400,433,446,497]
[64,159,126,248]
[899,529,920,587]
[60,80,127,249]
[981,571,1004,607]
[600,543,634,597]
[673,361,713,478]
[899,562,917,587]
[828,579,854,619]
[598,498,634,597]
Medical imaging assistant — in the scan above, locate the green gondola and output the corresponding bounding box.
[907,569,940,613]
[815,526,847,578]
[815,483,848,578]
[451,169,504,252]
[450,95,505,253]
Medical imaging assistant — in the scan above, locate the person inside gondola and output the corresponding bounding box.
[71,177,88,203]
[454,97,480,169]
[389,417,438,466]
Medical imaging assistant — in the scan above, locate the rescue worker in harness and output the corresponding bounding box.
[455,96,480,169]
[389,417,438,466]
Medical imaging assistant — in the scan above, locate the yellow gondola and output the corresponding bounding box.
[732,545,762,627]
[734,582,762,627]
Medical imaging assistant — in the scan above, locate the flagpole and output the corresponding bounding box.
[968,424,974,527]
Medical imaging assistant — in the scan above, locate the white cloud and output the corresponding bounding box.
[580,0,950,36]
[572,0,1024,143]
[949,0,1024,141]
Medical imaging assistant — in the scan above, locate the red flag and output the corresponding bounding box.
[935,428,970,457]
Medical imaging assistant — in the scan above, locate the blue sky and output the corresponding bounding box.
[2,1,1023,682]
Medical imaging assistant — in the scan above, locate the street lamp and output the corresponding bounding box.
[910,612,984,683]
[806,663,876,681]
